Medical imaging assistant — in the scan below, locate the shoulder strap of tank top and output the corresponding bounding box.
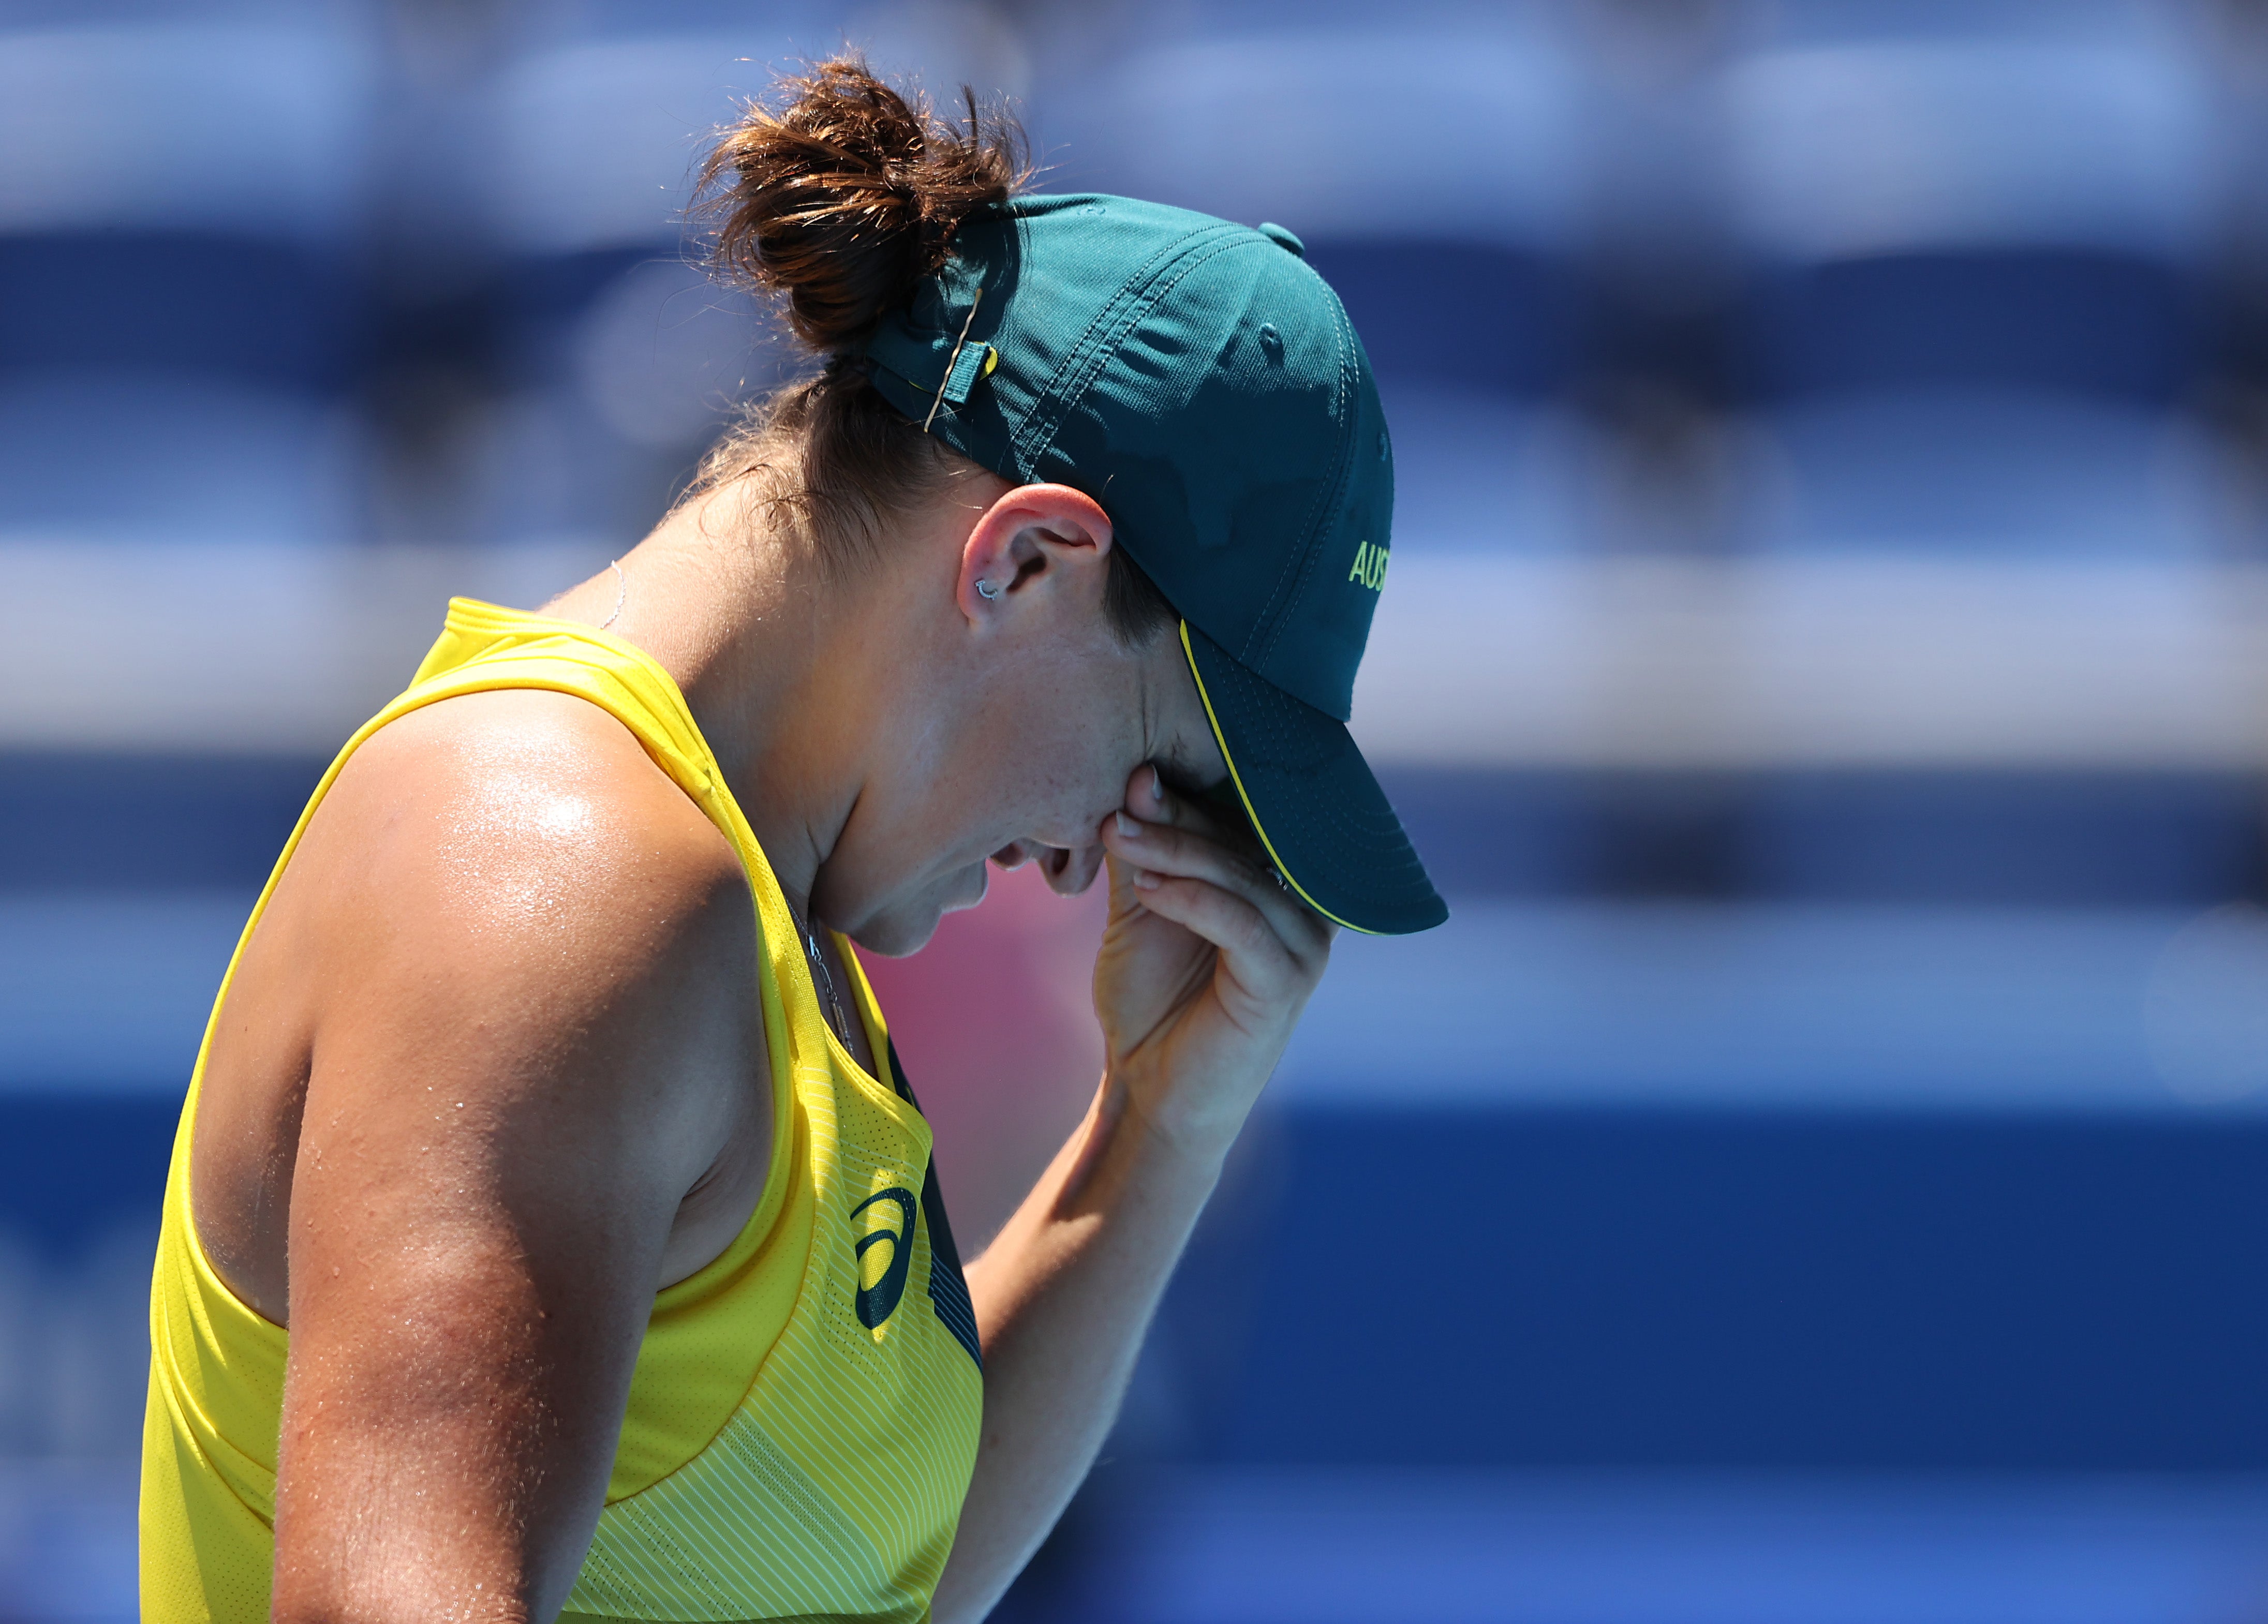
[405,598,727,824]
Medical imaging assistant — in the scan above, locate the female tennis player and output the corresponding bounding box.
[143,60,1443,1623]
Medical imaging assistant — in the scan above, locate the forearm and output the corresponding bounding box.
[931,1075,1229,1623]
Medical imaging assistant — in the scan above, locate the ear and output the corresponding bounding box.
[956,483,1115,627]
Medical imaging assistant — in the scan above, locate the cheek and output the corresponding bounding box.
[931,647,1146,848]
[1007,735,1135,843]
[1014,686,1146,817]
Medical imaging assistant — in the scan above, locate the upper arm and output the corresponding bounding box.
[268,692,758,1622]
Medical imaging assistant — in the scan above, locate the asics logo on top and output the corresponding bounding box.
[851,1187,919,1329]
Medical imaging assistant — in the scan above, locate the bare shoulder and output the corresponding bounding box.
[195,686,764,1320]
[320,686,744,936]
[290,684,759,1111]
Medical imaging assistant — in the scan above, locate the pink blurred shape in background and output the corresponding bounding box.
[859,862,1108,1254]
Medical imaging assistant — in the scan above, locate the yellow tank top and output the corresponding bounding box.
[142,599,986,1623]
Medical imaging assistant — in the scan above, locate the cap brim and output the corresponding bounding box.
[1181,622,1447,935]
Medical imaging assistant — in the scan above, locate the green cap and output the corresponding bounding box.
[862,193,1446,934]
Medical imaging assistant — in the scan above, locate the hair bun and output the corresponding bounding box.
[700,57,1026,353]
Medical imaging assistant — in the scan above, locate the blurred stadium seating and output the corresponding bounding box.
[12,2,2268,1619]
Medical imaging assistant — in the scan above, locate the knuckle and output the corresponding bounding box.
[1206,843,1263,891]
[1152,830,1200,872]
[1170,830,1228,880]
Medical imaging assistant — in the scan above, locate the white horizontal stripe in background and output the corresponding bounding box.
[495,35,767,255]
[0,26,372,240]
[14,895,2268,1114]
[8,545,2268,768]
[1280,902,2268,1114]
[494,9,1037,257]
[0,540,609,754]
[1060,26,1578,246]
[1351,555,2268,770]
[1725,39,2213,260]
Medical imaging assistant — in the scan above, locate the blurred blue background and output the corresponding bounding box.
[13,0,2268,1618]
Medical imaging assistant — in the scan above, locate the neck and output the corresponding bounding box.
[598,486,884,917]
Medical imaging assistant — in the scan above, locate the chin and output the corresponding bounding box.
[847,864,988,959]
[851,911,943,959]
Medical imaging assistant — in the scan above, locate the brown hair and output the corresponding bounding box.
[689,57,1176,645]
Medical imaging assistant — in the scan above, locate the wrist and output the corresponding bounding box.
[1095,1067,1242,1182]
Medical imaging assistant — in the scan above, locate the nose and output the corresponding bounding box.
[990,839,1106,896]
[1040,840,1106,896]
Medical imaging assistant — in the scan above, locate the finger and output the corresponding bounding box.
[1122,764,1215,838]
[1133,770,1310,928]
[1116,768,1336,963]
[1108,807,1327,959]
[1135,772,1329,948]
[1104,833,1149,918]
[1129,764,1265,853]
[1117,862,1303,1003]
[1103,807,1329,965]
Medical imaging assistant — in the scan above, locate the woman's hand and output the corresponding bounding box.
[1093,764,1335,1159]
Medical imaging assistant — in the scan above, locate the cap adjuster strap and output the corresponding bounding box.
[858,288,997,428]
[1178,622,1375,936]
[923,286,987,431]
[943,333,996,404]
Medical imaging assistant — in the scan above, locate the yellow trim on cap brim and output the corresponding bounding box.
[1179,621,1378,936]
